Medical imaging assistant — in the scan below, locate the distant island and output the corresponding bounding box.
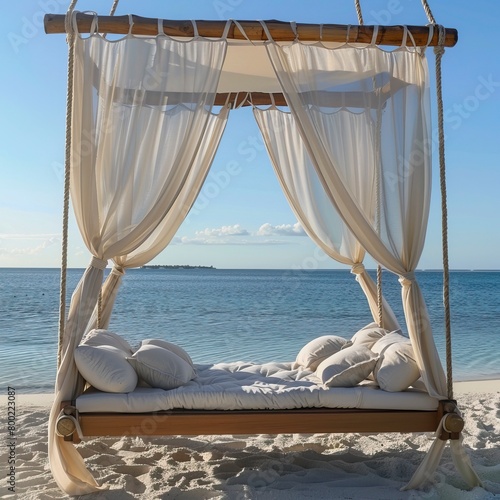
[141,265,216,270]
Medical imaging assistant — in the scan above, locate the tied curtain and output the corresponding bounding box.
[264,39,445,399]
[264,37,480,488]
[48,31,229,495]
[254,106,400,332]
[86,108,229,333]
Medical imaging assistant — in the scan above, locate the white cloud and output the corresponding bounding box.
[195,225,249,237]
[0,233,60,240]
[0,235,60,255]
[171,223,305,246]
[257,222,306,237]
[178,236,288,246]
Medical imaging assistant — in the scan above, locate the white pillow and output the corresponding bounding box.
[371,331,411,355]
[350,323,391,349]
[74,345,138,393]
[141,339,194,368]
[81,329,133,355]
[372,335,420,392]
[128,344,195,390]
[316,345,379,387]
[294,335,352,371]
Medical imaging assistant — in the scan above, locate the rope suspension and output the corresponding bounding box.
[57,0,79,367]
[434,27,453,401]
[108,0,120,17]
[420,0,453,400]
[376,265,383,326]
[354,0,364,25]
[375,105,384,328]
[421,0,437,25]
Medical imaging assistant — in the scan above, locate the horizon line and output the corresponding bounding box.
[1,267,499,272]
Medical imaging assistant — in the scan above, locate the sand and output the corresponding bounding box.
[1,381,499,499]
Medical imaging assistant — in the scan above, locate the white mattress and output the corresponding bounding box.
[75,361,438,413]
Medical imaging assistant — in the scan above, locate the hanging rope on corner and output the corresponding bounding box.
[354,0,364,25]
[57,0,79,367]
[420,0,453,401]
[103,0,121,39]
[420,0,437,25]
[374,101,383,328]
[434,26,453,401]
[109,0,120,16]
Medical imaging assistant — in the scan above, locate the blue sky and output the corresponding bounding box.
[0,0,499,270]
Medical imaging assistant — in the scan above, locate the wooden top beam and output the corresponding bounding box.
[44,14,458,47]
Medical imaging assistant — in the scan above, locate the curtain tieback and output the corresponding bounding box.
[350,263,366,275]
[90,256,108,270]
[398,271,415,287]
[111,265,125,276]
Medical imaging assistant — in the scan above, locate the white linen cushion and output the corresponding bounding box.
[81,328,133,356]
[373,342,421,392]
[128,344,196,390]
[74,344,138,393]
[294,335,352,371]
[350,323,391,349]
[316,345,379,387]
[141,339,194,368]
[371,333,420,392]
[371,331,412,355]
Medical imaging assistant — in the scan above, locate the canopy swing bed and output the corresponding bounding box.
[44,0,483,495]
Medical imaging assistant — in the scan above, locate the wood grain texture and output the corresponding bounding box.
[76,408,440,438]
[44,14,458,47]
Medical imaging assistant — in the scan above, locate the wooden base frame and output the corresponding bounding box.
[61,401,449,444]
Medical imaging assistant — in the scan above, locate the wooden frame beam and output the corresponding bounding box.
[44,14,458,47]
[62,403,441,444]
[102,91,393,109]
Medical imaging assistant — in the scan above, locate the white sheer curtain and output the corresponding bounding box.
[48,30,228,495]
[265,36,480,488]
[87,107,229,332]
[254,106,400,332]
[265,38,444,398]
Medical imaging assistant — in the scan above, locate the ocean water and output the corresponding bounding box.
[1,268,499,393]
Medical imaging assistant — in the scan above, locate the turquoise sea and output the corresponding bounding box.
[1,268,499,393]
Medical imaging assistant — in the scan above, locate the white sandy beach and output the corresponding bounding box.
[2,380,499,499]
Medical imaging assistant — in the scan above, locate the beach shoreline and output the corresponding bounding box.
[2,380,499,499]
